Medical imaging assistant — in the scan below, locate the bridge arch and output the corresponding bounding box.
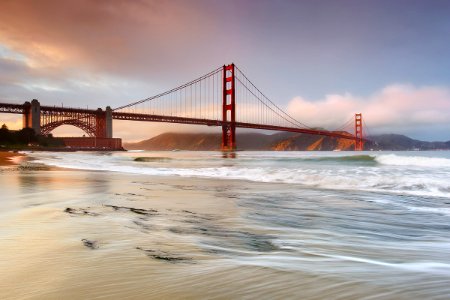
[41,119,96,137]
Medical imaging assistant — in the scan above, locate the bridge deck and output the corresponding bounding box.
[0,103,25,114]
[112,112,356,141]
[0,103,101,115]
[0,103,359,141]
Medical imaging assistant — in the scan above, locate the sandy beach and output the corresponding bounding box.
[0,167,324,299]
[0,151,449,299]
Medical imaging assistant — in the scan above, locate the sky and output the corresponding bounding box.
[1,0,450,141]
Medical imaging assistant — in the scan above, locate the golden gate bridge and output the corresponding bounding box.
[0,63,366,151]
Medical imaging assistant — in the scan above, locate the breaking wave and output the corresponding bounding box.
[375,154,450,168]
[312,155,376,164]
[284,153,450,168]
[27,151,450,198]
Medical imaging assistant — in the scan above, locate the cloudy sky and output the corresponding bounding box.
[1,0,450,141]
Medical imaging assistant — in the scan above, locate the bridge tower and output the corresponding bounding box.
[355,113,364,151]
[222,64,236,151]
[94,107,113,138]
[23,99,41,134]
[95,108,106,138]
[105,106,113,138]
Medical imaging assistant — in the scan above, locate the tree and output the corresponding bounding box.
[0,124,12,144]
[16,128,37,145]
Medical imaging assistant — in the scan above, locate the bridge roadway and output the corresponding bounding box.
[0,102,101,115]
[0,102,357,141]
[113,111,357,140]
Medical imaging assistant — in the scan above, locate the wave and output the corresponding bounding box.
[314,254,450,275]
[27,153,450,199]
[241,155,378,166]
[407,206,450,216]
[134,157,172,162]
[243,153,450,169]
[28,152,450,199]
[313,155,376,163]
[286,154,450,168]
[229,252,450,275]
[375,154,450,168]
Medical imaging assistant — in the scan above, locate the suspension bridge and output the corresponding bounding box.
[0,63,366,151]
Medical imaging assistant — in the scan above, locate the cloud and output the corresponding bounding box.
[0,53,156,107]
[287,84,450,138]
[0,0,221,80]
[0,0,233,111]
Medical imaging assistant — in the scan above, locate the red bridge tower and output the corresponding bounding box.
[222,64,236,151]
[355,113,364,151]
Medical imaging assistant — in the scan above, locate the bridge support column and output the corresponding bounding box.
[23,102,31,129]
[95,108,106,138]
[222,63,236,151]
[23,99,41,135]
[355,113,364,151]
[95,107,113,138]
[105,106,113,138]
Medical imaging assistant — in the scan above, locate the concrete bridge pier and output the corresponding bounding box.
[95,106,113,138]
[105,106,112,138]
[23,99,41,135]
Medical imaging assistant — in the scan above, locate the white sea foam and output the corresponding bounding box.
[317,254,450,275]
[407,206,450,216]
[375,154,450,168]
[231,253,450,275]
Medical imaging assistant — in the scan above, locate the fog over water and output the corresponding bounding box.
[1,151,450,299]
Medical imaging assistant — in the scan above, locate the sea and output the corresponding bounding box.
[1,150,450,299]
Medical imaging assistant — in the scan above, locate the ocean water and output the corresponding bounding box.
[1,150,450,299]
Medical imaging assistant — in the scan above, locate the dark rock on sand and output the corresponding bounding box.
[81,239,98,249]
[18,163,51,171]
[104,205,157,216]
[64,207,99,216]
[133,220,152,232]
[136,247,192,263]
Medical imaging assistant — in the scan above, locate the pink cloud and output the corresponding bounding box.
[287,84,450,133]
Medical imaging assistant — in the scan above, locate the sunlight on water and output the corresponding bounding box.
[1,151,450,299]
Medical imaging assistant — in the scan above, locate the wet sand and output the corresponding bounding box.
[0,169,380,299]
[0,169,285,299]
[0,151,24,166]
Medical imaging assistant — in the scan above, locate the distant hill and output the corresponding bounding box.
[366,134,450,151]
[125,132,354,151]
[124,132,279,151]
[124,132,450,151]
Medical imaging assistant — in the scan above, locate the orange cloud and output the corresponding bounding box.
[0,0,219,78]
